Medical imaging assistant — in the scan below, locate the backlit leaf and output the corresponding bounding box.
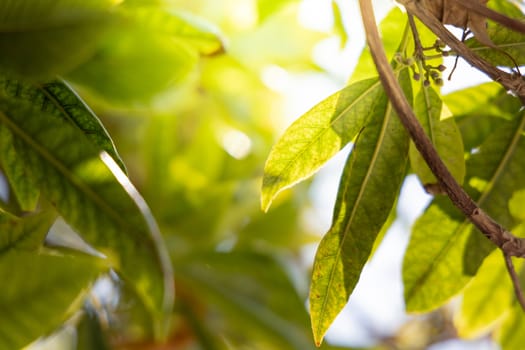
[0,210,55,251]
[261,78,384,211]
[454,249,518,338]
[403,112,525,312]
[177,251,316,350]
[497,303,525,350]
[0,96,173,337]
[0,251,106,350]
[409,86,465,188]
[309,69,411,345]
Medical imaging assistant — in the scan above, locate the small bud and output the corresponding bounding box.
[423,79,431,87]
[394,53,404,63]
[413,73,421,81]
[437,64,447,72]
[431,71,439,79]
[442,51,449,57]
[405,57,415,66]
[435,78,443,86]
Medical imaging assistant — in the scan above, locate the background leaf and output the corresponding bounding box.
[0,0,118,79]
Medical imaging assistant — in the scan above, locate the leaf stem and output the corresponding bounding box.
[358,0,525,308]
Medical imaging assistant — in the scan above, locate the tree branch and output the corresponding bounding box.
[397,0,525,105]
[358,0,525,263]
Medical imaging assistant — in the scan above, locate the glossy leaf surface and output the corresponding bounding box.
[310,69,411,345]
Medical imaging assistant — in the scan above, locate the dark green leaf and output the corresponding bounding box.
[0,1,117,80]
[0,97,173,337]
[261,78,384,211]
[0,210,55,252]
[177,251,316,350]
[310,69,411,345]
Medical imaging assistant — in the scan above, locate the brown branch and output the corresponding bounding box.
[397,0,525,105]
[452,0,525,34]
[357,0,525,256]
[504,253,525,311]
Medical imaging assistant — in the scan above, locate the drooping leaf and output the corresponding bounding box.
[0,97,173,337]
[454,249,518,338]
[409,86,465,189]
[0,77,126,172]
[403,112,525,312]
[176,251,316,350]
[309,69,411,345]
[0,0,118,80]
[350,8,405,82]
[261,77,385,211]
[0,250,106,350]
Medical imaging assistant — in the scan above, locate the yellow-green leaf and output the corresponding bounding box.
[454,249,517,338]
[409,86,465,188]
[261,78,384,211]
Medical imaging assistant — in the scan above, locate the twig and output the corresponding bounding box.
[358,0,525,258]
[452,0,525,34]
[397,0,525,105]
[504,253,525,311]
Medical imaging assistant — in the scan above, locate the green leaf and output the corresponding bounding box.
[0,210,55,252]
[332,0,348,49]
[0,125,40,211]
[0,251,106,350]
[119,7,225,56]
[350,8,405,82]
[403,113,525,312]
[497,304,525,350]
[67,24,198,104]
[261,78,385,211]
[454,249,517,338]
[257,0,298,22]
[0,1,117,80]
[177,251,316,350]
[0,77,126,172]
[309,69,411,346]
[0,97,173,337]
[466,23,525,67]
[409,86,465,187]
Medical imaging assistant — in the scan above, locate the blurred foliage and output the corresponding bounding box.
[2,0,525,350]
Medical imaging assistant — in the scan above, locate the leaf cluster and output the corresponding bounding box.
[262,2,525,348]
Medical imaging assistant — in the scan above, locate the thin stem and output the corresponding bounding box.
[504,253,525,312]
